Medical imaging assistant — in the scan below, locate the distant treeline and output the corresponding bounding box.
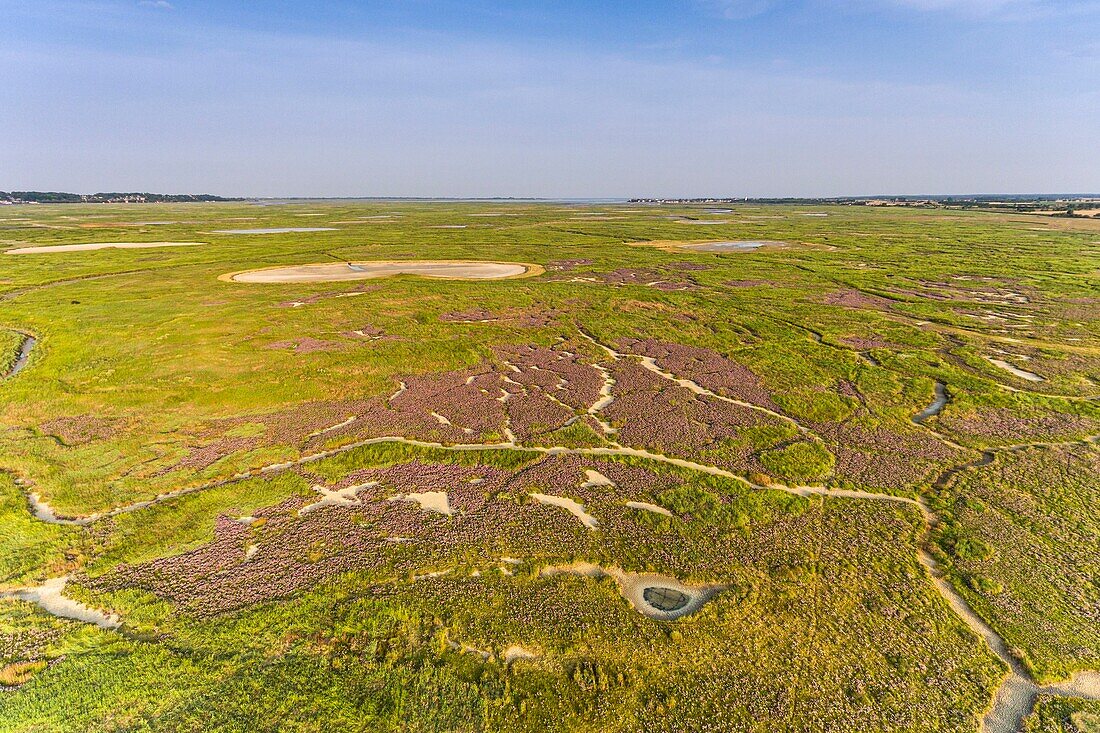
[0,191,241,204]
[629,194,1100,215]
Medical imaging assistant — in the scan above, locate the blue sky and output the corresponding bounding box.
[2,0,1098,197]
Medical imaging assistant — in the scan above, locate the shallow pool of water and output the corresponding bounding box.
[542,563,724,620]
[685,240,787,252]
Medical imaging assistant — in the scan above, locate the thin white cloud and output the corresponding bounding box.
[138,0,173,8]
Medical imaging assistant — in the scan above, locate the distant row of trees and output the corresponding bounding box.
[628,195,1100,216]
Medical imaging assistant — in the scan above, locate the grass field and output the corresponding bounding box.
[0,201,1097,731]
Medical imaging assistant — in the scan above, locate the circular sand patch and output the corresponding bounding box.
[542,563,724,621]
[221,260,543,283]
[6,242,204,254]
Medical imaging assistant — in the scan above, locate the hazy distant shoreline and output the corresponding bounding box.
[4,192,1098,217]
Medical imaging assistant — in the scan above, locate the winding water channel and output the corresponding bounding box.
[17,429,1097,729]
[6,335,1098,731]
[3,332,36,379]
[912,381,949,424]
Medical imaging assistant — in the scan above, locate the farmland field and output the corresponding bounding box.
[0,201,1098,732]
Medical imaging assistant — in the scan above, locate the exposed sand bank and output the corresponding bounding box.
[581,469,614,488]
[625,500,673,517]
[222,260,542,283]
[299,482,378,515]
[390,491,453,516]
[530,493,598,529]
[1,577,120,629]
[987,357,1044,382]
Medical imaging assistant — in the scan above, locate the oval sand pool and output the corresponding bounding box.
[222,260,542,283]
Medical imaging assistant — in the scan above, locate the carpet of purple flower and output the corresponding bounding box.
[932,442,1100,683]
[65,455,1003,731]
[2,201,1099,732]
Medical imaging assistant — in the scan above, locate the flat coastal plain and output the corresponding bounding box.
[1,201,1098,733]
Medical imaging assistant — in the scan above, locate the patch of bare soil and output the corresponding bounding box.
[223,260,541,283]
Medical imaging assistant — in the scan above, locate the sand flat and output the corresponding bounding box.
[530,492,598,529]
[6,241,204,254]
[1,576,120,629]
[299,482,378,515]
[211,227,338,234]
[223,260,541,283]
[987,357,1045,382]
[390,491,453,516]
[581,469,614,488]
[625,500,673,517]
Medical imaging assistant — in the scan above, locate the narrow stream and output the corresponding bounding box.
[912,381,949,424]
[16,431,1100,730]
[4,332,36,379]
